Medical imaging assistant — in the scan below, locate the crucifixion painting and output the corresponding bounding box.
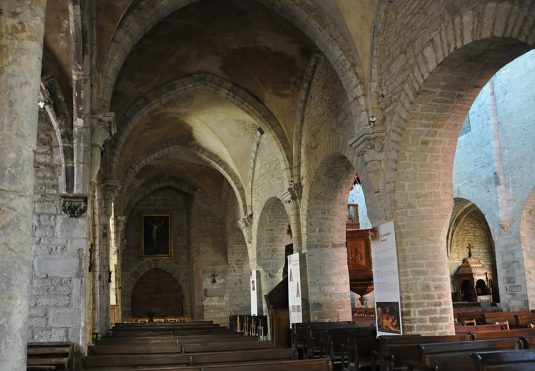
[141,213,172,256]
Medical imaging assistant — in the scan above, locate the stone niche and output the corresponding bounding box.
[454,247,494,303]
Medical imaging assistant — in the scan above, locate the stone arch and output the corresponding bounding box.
[391,31,531,333]
[122,260,190,319]
[131,268,184,318]
[116,140,247,217]
[384,1,535,203]
[447,198,498,303]
[521,187,535,308]
[301,153,354,321]
[111,73,292,179]
[122,180,195,218]
[40,47,74,194]
[98,0,367,125]
[255,197,291,314]
[303,153,356,252]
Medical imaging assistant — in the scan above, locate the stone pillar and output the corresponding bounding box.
[305,246,352,321]
[0,1,47,369]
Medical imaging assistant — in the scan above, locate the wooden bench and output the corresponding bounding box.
[134,358,333,371]
[471,328,535,341]
[408,338,524,371]
[455,324,502,334]
[95,333,255,345]
[292,322,353,359]
[341,327,379,370]
[515,313,535,328]
[304,325,372,359]
[472,349,535,371]
[27,342,73,370]
[482,311,532,328]
[84,347,296,368]
[374,334,469,371]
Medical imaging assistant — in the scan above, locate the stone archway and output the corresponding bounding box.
[256,197,291,314]
[302,153,355,322]
[392,36,531,334]
[131,268,184,318]
[447,198,498,303]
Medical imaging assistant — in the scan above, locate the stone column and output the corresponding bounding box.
[305,246,352,321]
[0,1,47,369]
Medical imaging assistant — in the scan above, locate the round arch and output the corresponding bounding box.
[390,29,531,333]
[110,73,293,180]
[122,261,191,319]
[303,153,356,252]
[116,140,248,216]
[301,152,355,322]
[131,268,184,318]
[98,0,367,125]
[255,197,291,314]
[447,198,498,303]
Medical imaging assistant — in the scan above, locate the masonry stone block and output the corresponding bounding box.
[34,256,79,278]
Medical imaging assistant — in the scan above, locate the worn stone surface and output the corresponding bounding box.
[0,1,47,369]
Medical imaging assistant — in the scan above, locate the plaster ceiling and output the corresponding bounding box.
[116,91,258,185]
[107,0,319,209]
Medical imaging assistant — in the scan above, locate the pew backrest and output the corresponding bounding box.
[472,349,535,371]
[27,342,73,370]
[413,339,523,371]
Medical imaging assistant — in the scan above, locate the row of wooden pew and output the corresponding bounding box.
[83,320,332,370]
[455,309,535,328]
[292,321,535,370]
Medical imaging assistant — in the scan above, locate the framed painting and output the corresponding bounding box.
[141,213,172,257]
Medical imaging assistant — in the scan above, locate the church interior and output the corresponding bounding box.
[2,0,535,369]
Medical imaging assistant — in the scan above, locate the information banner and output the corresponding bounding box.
[250,271,258,315]
[287,253,303,326]
[371,221,403,336]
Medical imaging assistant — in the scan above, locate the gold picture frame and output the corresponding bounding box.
[141,213,172,257]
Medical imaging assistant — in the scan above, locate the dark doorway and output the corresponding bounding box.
[131,268,183,318]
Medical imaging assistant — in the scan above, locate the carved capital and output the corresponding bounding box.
[349,129,385,193]
[61,194,88,218]
[281,179,302,209]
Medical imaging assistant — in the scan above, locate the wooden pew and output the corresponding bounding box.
[408,338,523,371]
[304,325,372,359]
[95,333,255,345]
[292,322,353,359]
[471,328,535,341]
[455,308,502,326]
[482,311,532,328]
[84,347,296,368]
[515,313,535,328]
[134,358,333,371]
[339,327,378,370]
[374,334,469,371]
[455,324,502,334]
[27,342,73,370]
[472,349,535,371]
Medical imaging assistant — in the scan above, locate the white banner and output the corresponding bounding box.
[250,271,258,316]
[288,253,302,326]
[371,221,403,336]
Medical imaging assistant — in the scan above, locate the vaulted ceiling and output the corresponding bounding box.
[43,0,378,213]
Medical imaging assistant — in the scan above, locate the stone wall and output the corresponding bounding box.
[30,113,90,344]
[190,189,228,325]
[121,188,192,318]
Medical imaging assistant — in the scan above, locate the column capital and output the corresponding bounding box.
[61,194,88,218]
